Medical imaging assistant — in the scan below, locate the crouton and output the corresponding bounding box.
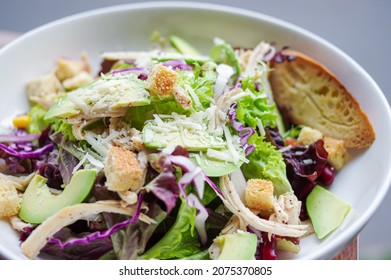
[0,178,20,218]
[244,179,274,211]
[55,58,84,81]
[323,136,349,170]
[104,146,144,192]
[145,64,177,98]
[297,126,323,146]
[26,73,63,99]
[62,71,94,90]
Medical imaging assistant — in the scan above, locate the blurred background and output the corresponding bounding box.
[0,0,390,259]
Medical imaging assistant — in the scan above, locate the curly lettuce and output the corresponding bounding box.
[241,136,292,196]
[236,94,277,130]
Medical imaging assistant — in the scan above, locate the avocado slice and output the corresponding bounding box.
[142,121,226,151]
[276,237,300,254]
[215,231,257,260]
[306,185,351,239]
[45,95,80,120]
[169,35,201,56]
[19,169,96,224]
[45,75,151,119]
[189,151,243,177]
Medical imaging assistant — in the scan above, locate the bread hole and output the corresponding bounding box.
[348,116,354,122]
[331,90,338,98]
[316,86,329,96]
[343,108,350,116]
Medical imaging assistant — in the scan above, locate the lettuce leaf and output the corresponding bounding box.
[27,105,51,134]
[52,120,77,142]
[236,94,277,130]
[241,136,292,196]
[176,63,216,111]
[140,198,202,259]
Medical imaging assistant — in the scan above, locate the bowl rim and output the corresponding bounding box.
[1,1,391,260]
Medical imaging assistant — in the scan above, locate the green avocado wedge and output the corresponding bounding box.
[216,231,257,260]
[306,185,351,239]
[169,35,201,56]
[44,95,80,120]
[19,169,96,224]
[189,152,243,177]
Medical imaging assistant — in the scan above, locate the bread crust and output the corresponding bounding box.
[269,50,375,148]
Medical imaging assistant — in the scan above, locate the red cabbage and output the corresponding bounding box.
[0,142,54,159]
[58,149,80,185]
[162,60,193,70]
[146,146,223,246]
[283,140,328,182]
[228,103,255,156]
[38,162,63,190]
[283,140,328,205]
[272,46,296,63]
[42,228,113,260]
[111,66,145,76]
[0,133,40,143]
[169,155,205,198]
[146,170,179,213]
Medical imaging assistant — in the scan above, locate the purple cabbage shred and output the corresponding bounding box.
[228,103,255,156]
[162,60,193,70]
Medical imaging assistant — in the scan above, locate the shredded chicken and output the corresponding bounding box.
[242,41,274,78]
[215,88,251,126]
[9,215,32,232]
[269,192,301,225]
[0,173,35,192]
[21,200,155,259]
[68,116,100,140]
[118,191,138,206]
[219,175,308,237]
[108,118,145,151]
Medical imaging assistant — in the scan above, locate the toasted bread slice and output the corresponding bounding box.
[269,50,375,148]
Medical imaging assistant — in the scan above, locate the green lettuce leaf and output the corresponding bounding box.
[176,63,216,111]
[241,136,292,196]
[236,94,277,130]
[140,198,202,259]
[27,105,50,134]
[52,119,77,142]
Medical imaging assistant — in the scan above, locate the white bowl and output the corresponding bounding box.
[1,1,390,260]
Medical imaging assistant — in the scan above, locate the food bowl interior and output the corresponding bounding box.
[0,2,390,260]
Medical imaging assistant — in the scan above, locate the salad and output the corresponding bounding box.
[0,34,369,260]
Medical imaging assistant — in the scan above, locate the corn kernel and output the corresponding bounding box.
[13,115,30,129]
